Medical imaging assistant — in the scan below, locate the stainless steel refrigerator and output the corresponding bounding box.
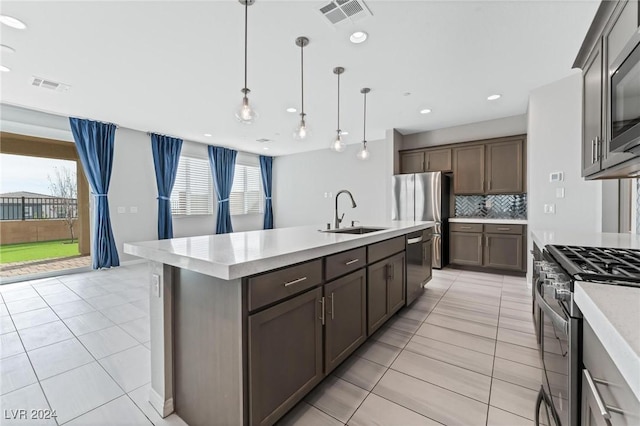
[391,172,450,268]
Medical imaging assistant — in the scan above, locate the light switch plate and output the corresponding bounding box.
[556,188,565,198]
[117,206,126,214]
[130,206,138,213]
[151,274,161,298]
[550,172,564,182]
[544,204,556,214]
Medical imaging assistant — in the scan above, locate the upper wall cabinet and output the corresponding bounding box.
[452,136,526,195]
[575,0,640,179]
[400,148,453,174]
[453,145,485,194]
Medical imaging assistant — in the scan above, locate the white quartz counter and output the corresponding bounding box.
[531,230,640,250]
[124,220,435,280]
[449,218,528,225]
[575,282,640,401]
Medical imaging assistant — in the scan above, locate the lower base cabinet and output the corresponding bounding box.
[450,231,483,266]
[449,223,526,272]
[248,288,324,426]
[367,252,406,335]
[324,269,367,374]
[484,233,523,271]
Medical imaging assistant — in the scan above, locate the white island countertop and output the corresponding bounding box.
[531,230,640,249]
[575,282,640,401]
[450,218,528,225]
[124,220,435,280]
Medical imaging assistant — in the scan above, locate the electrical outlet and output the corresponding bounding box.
[556,188,565,198]
[151,274,161,298]
[544,204,556,214]
[130,206,138,213]
[117,206,126,214]
[550,172,564,182]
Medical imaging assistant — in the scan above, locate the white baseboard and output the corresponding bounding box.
[149,387,174,418]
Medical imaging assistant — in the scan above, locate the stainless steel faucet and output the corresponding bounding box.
[335,190,357,229]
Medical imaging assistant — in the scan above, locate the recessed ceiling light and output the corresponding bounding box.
[350,31,368,44]
[420,109,432,114]
[341,131,349,136]
[0,15,27,30]
[286,107,297,113]
[0,65,10,72]
[1,44,15,54]
[263,147,269,151]
[487,94,501,101]
[203,133,212,137]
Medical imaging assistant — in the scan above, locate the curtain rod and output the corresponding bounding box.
[69,115,119,128]
[146,131,183,140]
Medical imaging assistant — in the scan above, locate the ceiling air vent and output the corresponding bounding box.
[318,0,372,27]
[31,76,70,92]
[256,138,271,143]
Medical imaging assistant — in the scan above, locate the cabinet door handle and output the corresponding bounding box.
[595,136,601,161]
[486,236,489,247]
[345,259,360,265]
[583,369,625,420]
[591,138,596,164]
[283,277,307,287]
[427,159,431,170]
[330,292,335,320]
[497,227,511,231]
[387,263,394,280]
[319,297,325,325]
[488,179,492,191]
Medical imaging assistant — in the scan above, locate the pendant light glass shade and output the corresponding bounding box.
[293,114,310,140]
[357,88,371,160]
[293,36,310,140]
[236,0,257,125]
[330,67,346,152]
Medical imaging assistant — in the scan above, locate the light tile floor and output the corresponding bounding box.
[0,264,540,425]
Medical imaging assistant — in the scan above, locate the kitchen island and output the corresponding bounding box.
[123,220,435,426]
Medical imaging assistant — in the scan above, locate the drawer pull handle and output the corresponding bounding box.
[583,369,625,419]
[460,226,472,230]
[283,277,307,287]
[497,227,511,231]
[407,236,423,244]
[345,259,360,265]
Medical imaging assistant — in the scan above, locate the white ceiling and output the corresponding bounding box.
[0,0,599,156]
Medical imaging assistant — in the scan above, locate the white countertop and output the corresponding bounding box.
[531,230,640,250]
[575,282,640,401]
[124,220,435,280]
[449,218,528,225]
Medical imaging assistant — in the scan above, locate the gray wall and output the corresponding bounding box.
[273,133,394,228]
[527,73,604,277]
[402,114,527,150]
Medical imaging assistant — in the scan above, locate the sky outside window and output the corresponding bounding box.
[0,154,76,195]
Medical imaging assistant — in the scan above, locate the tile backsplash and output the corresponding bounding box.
[455,194,527,219]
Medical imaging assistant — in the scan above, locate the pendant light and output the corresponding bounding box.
[330,67,346,152]
[235,0,257,124]
[357,88,371,160]
[293,36,310,140]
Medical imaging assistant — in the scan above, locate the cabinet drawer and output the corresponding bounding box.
[325,247,366,281]
[368,236,405,264]
[423,227,434,240]
[247,260,323,311]
[583,321,640,426]
[484,224,524,235]
[450,223,483,233]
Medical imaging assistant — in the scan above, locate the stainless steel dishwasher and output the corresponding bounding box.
[405,228,433,305]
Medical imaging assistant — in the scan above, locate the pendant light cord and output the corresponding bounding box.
[337,72,341,131]
[300,43,304,116]
[244,0,248,91]
[363,90,367,144]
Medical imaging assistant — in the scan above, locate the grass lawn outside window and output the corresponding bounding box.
[0,239,80,264]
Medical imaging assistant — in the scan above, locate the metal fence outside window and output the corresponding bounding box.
[0,197,78,221]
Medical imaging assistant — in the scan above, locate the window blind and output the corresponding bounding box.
[171,156,213,216]
[230,164,263,215]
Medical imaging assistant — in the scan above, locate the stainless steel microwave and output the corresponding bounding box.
[611,33,640,154]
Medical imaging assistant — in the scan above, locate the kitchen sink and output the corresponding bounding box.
[323,227,388,235]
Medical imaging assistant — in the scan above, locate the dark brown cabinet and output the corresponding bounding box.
[453,145,485,194]
[449,231,483,266]
[324,269,366,374]
[400,151,425,174]
[484,233,523,271]
[425,148,452,172]
[367,252,406,335]
[449,223,526,272]
[486,139,524,194]
[248,287,324,426]
[582,40,603,177]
